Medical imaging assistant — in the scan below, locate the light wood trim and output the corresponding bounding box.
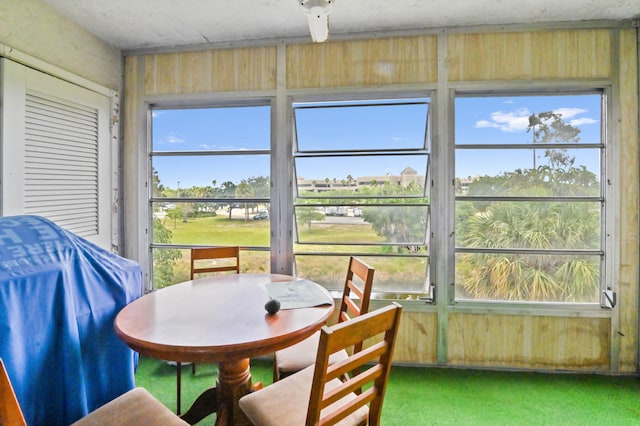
[447,29,611,81]
[286,36,438,89]
[447,313,610,370]
[144,46,277,95]
[615,28,639,372]
[392,311,438,364]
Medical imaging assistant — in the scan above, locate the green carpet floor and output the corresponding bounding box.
[135,356,640,425]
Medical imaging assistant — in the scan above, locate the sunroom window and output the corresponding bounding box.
[292,98,431,300]
[454,92,605,304]
[149,104,271,289]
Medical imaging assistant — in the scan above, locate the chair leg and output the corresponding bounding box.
[176,362,182,415]
[192,363,196,375]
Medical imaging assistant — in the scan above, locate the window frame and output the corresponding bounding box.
[146,98,274,290]
[291,93,434,299]
[450,87,614,309]
[140,85,617,312]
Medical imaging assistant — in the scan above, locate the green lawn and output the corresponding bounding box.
[163,215,384,247]
[157,215,428,292]
[164,216,271,246]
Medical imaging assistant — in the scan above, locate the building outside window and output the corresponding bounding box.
[144,90,611,309]
[292,97,432,299]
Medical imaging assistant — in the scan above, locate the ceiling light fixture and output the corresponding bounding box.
[299,0,334,43]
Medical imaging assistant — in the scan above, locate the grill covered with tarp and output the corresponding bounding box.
[0,215,142,425]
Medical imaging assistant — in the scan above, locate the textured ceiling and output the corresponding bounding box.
[41,0,640,51]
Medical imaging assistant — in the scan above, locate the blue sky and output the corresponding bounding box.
[455,94,601,178]
[152,94,601,189]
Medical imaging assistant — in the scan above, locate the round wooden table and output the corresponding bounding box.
[114,273,334,425]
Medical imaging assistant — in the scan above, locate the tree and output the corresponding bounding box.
[152,218,182,289]
[245,176,270,198]
[151,167,165,197]
[167,207,183,229]
[362,204,427,253]
[456,198,600,302]
[296,208,325,230]
[235,182,254,221]
[527,111,580,170]
[457,112,599,302]
[358,181,429,253]
[217,181,237,219]
[219,181,237,196]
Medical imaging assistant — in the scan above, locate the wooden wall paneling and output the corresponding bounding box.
[393,311,438,364]
[337,310,436,365]
[210,49,237,91]
[448,29,611,81]
[123,27,638,372]
[179,50,212,93]
[122,55,147,272]
[531,30,611,79]
[447,313,610,369]
[615,28,639,372]
[146,53,178,94]
[531,32,559,79]
[233,46,277,91]
[286,36,438,89]
[144,47,277,95]
[285,42,322,88]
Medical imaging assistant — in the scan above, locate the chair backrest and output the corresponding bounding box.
[0,358,27,426]
[306,302,402,426]
[337,257,374,325]
[336,256,375,364]
[190,246,240,279]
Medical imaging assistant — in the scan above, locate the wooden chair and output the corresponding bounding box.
[0,358,187,425]
[173,246,241,414]
[190,246,240,279]
[0,358,27,426]
[273,256,374,381]
[239,302,403,426]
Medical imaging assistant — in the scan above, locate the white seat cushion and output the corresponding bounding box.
[239,365,368,426]
[71,387,188,426]
[276,331,349,374]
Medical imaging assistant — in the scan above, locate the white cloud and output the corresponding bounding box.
[553,107,586,119]
[569,117,598,126]
[196,143,239,150]
[475,120,496,129]
[392,136,410,143]
[475,106,598,133]
[166,134,185,144]
[475,108,530,132]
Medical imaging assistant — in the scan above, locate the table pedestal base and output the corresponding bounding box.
[179,358,253,426]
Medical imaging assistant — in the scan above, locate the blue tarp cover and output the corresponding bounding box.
[0,215,142,425]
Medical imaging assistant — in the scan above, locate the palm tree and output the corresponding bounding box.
[456,196,600,302]
[235,182,254,222]
[457,111,598,302]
